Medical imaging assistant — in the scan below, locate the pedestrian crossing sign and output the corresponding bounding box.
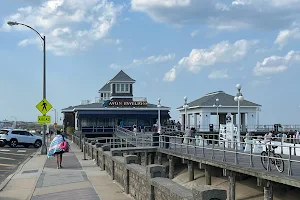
[36,98,52,115]
[38,116,51,124]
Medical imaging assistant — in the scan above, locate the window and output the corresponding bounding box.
[116,83,130,93]
[11,131,19,135]
[0,130,8,135]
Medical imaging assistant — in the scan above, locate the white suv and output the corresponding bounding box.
[0,129,42,148]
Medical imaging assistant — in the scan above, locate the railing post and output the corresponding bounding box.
[186,137,189,154]
[202,138,205,157]
[211,140,215,159]
[267,144,271,172]
[281,139,283,155]
[194,138,196,156]
[294,143,296,156]
[222,141,226,162]
[235,140,238,164]
[250,143,253,168]
[288,146,292,176]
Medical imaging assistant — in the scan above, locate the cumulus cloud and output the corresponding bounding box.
[163,39,257,81]
[131,0,300,30]
[274,28,300,48]
[253,51,300,76]
[2,0,123,55]
[110,53,175,69]
[208,69,229,79]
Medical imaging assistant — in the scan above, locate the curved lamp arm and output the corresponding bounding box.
[7,21,44,41]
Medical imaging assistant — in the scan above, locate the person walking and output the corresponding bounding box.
[47,130,69,169]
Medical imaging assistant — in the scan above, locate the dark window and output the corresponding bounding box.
[0,130,8,135]
[11,131,19,135]
[24,132,32,136]
[19,131,26,136]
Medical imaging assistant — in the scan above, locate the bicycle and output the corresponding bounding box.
[260,142,284,173]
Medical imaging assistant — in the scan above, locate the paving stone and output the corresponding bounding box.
[31,187,100,200]
[44,153,82,170]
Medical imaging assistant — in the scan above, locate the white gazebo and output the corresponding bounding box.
[177,91,261,132]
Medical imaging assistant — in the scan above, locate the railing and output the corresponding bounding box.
[157,135,300,177]
[114,126,154,147]
[71,128,300,179]
[81,126,115,133]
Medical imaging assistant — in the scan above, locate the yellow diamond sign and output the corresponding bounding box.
[38,116,51,124]
[36,98,52,115]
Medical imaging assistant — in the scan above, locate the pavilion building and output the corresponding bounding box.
[61,70,171,134]
[177,91,261,132]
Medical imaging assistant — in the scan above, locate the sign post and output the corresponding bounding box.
[36,98,53,154]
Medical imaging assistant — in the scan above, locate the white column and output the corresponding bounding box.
[247,112,256,132]
[193,113,197,129]
[187,114,190,128]
[181,114,184,131]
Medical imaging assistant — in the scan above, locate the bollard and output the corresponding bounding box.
[83,138,87,160]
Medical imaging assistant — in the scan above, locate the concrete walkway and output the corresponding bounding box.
[0,141,132,200]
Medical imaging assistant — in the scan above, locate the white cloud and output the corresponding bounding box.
[253,51,300,76]
[208,69,229,79]
[131,0,300,30]
[133,53,175,65]
[163,67,177,82]
[110,53,175,70]
[2,0,123,56]
[274,28,300,48]
[190,30,199,37]
[163,39,257,81]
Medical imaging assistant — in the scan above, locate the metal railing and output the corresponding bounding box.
[157,135,300,177]
[114,126,153,147]
[71,128,300,179]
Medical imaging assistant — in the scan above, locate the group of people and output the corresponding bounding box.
[47,130,70,169]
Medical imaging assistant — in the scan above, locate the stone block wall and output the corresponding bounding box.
[114,156,125,188]
[129,165,148,200]
[82,139,227,200]
[104,151,113,176]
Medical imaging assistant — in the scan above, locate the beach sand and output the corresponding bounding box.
[171,167,299,200]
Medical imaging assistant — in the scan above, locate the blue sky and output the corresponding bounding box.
[0,0,300,125]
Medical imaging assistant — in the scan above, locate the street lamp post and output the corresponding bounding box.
[183,96,189,130]
[11,116,17,129]
[157,98,161,134]
[213,98,222,131]
[52,108,57,124]
[234,84,244,150]
[7,21,47,155]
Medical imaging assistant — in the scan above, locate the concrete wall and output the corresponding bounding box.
[82,141,227,200]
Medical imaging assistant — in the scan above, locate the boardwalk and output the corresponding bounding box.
[158,138,300,188]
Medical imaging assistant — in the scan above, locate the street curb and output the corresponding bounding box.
[0,148,41,192]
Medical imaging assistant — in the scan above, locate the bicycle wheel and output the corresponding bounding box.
[261,151,268,170]
[274,154,284,173]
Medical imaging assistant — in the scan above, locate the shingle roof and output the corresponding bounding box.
[177,91,261,109]
[109,70,135,82]
[62,102,169,111]
[98,83,110,92]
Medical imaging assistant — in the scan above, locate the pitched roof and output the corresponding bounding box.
[109,70,135,82]
[98,83,110,92]
[177,91,261,109]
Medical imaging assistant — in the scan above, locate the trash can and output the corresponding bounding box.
[209,124,214,132]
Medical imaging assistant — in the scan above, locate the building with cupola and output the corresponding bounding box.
[62,70,171,134]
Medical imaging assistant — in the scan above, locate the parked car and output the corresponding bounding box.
[0,129,42,148]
